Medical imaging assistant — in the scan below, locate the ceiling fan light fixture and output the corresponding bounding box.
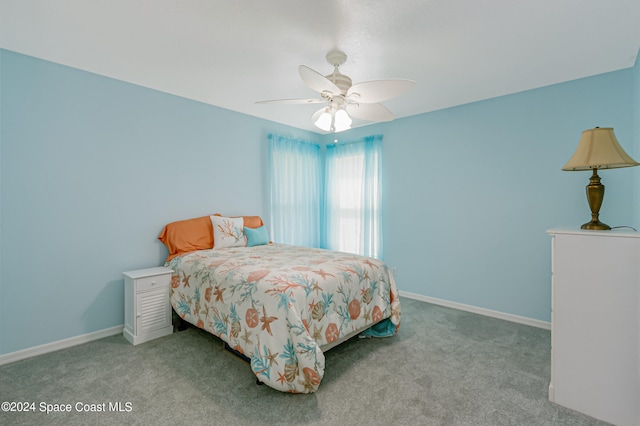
[334,108,352,132]
[314,109,333,132]
[313,107,352,133]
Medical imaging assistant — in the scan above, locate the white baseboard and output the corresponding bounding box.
[400,291,551,330]
[0,325,124,366]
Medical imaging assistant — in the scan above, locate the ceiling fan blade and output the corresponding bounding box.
[346,103,394,122]
[299,65,341,95]
[255,98,324,105]
[347,79,415,104]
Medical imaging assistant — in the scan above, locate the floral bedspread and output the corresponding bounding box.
[166,243,401,393]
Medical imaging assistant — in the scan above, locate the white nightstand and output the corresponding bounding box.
[123,266,174,345]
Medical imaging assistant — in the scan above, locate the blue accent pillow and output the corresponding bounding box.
[244,226,269,247]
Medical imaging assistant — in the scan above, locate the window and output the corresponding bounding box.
[268,134,383,258]
[324,135,383,258]
[268,135,322,247]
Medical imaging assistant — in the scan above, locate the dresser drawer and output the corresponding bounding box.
[136,273,170,292]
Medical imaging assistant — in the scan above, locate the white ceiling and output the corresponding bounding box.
[1,0,639,134]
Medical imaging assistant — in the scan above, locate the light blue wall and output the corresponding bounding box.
[334,68,636,322]
[0,50,318,354]
[1,48,637,355]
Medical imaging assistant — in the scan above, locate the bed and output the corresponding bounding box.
[158,214,401,393]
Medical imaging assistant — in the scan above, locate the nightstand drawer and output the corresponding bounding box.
[136,274,170,292]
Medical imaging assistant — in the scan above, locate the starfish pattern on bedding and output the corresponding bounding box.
[266,348,279,366]
[241,328,253,345]
[313,269,334,280]
[260,305,278,336]
[182,272,191,287]
[213,285,225,302]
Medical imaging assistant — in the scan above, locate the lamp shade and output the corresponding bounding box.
[314,110,333,132]
[313,107,352,133]
[562,127,639,171]
[333,109,352,132]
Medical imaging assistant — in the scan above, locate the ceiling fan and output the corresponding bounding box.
[256,50,416,133]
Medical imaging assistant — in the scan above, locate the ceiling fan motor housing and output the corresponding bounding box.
[326,69,352,94]
[325,50,352,94]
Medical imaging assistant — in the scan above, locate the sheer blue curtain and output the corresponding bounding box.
[268,134,322,247]
[324,135,383,258]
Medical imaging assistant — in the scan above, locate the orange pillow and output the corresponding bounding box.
[158,215,213,261]
[159,214,265,261]
[242,216,264,229]
[212,213,264,229]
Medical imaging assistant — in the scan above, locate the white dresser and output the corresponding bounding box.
[547,228,640,426]
[123,266,174,345]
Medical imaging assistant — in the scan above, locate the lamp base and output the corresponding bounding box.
[581,220,611,231]
[580,169,610,231]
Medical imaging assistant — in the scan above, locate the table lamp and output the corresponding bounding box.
[562,127,639,230]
